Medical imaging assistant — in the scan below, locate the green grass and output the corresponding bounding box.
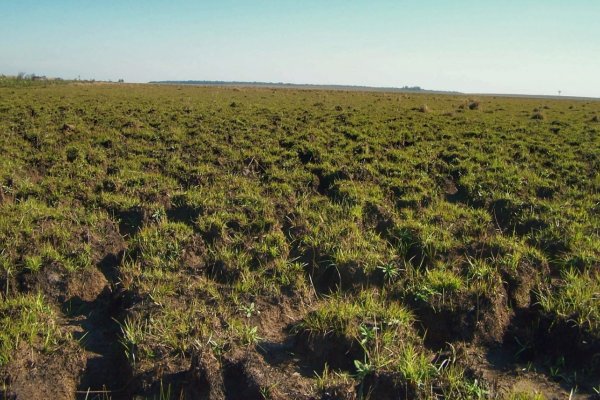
[0,293,60,366]
[538,268,600,335]
[0,81,598,398]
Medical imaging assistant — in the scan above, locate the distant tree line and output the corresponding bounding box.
[0,73,71,88]
[400,85,423,91]
[15,72,49,81]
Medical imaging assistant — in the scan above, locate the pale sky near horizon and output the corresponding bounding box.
[2,1,599,97]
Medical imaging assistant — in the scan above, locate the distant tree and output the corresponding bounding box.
[118,79,124,83]
[17,72,25,80]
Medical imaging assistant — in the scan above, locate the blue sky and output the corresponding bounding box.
[2,1,599,96]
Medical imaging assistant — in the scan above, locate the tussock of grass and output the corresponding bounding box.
[0,293,60,366]
[531,111,545,120]
[538,269,600,335]
[299,291,412,337]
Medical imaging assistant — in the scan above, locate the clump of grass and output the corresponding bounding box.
[230,322,261,347]
[132,221,193,270]
[537,268,600,335]
[119,296,214,366]
[412,268,463,302]
[0,293,60,366]
[468,101,480,110]
[395,342,437,386]
[314,363,353,393]
[298,291,413,338]
[23,255,43,272]
[440,364,490,399]
[426,268,463,294]
[531,111,545,120]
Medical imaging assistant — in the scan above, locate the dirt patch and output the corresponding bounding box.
[184,349,315,400]
[166,204,201,226]
[227,350,316,400]
[19,264,107,304]
[222,356,263,400]
[311,168,350,197]
[464,345,593,400]
[114,208,145,237]
[361,372,414,400]
[512,309,600,373]
[294,331,364,372]
[185,350,225,400]
[362,202,394,236]
[294,246,375,294]
[445,182,472,205]
[2,342,86,400]
[414,290,511,349]
[501,263,542,309]
[320,383,357,400]
[61,277,133,399]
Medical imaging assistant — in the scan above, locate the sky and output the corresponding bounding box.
[2,0,599,97]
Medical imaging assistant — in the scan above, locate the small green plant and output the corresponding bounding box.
[118,317,147,367]
[23,255,43,272]
[314,363,332,390]
[259,383,279,399]
[206,336,225,358]
[378,262,400,283]
[239,302,258,318]
[1,255,14,297]
[396,343,437,386]
[234,324,261,347]
[359,323,377,346]
[150,380,172,400]
[151,207,166,222]
[314,363,352,393]
[462,378,488,399]
[354,358,375,380]
[514,336,532,359]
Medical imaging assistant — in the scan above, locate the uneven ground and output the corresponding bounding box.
[0,80,599,399]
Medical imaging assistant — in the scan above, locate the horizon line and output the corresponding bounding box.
[2,73,598,100]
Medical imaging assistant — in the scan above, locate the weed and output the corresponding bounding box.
[239,302,259,318]
[354,358,375,380]
[378,262,400,283]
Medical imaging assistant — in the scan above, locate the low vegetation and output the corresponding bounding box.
[0,78,598,399]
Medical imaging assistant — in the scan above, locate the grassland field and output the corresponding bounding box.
[0,80,599,399]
